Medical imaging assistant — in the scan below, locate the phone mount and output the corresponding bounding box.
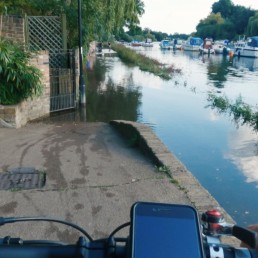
[201,209,258,249]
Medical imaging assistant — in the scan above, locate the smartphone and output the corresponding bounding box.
[130,202,204,258]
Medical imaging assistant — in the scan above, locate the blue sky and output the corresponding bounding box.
[139,0,258,34]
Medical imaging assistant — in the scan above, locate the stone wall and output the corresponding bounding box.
[0,16,50,128]
[0,15,80,128]
[0,15,25,43]
[0,51,50,128]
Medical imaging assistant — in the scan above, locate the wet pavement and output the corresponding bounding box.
[0,120,239,246]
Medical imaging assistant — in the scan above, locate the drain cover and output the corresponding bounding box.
[0,167,46,190]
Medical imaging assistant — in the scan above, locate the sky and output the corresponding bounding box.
[139,0,258,34]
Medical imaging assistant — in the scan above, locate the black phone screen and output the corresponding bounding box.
[131,202,204,258]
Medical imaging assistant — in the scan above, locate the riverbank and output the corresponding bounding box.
[111,43,181,80]
[0,120,239,246]
[110,121,234,218]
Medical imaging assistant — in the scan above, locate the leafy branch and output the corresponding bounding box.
[207,93,258,131]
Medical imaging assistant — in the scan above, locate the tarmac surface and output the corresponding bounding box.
[0,120,239,246]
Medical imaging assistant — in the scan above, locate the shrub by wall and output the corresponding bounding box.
[0,51,50,128]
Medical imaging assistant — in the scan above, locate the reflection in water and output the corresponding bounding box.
[86,58,142,122]
[207,56,231,88]
[225,126,258,185]
[205,55,258,89]
[232,57,258,72]
[181,51,200,61]
[42,106,88,123]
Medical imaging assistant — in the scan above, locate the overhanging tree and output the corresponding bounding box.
[0,0,145,48]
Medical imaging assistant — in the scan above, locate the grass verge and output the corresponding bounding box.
[112,43,181,80]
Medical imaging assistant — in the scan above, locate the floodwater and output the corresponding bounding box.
[55,43,258,226]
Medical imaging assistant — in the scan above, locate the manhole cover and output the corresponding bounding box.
[0,167,46,190]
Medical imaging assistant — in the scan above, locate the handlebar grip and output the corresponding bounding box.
[233,225,258,249]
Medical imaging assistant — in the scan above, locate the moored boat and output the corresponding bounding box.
[160,39,171,50]
[234,36,258,58]
[142,38,153,47]
[199,38,215,54]
[170,38,184,50]
[182,37,203,51]
[213,40,231,55]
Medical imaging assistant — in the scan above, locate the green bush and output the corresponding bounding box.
[0,38,42,105]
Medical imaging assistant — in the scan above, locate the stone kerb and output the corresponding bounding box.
[0,51,50,128]
[110,120,239,247]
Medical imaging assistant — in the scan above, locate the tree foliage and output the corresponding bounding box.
[207,94,258,131]
[246,12,258,36]
[231,5,255,35]
[196,0,257,40]
[212,0,233,18]
[196,13,235,39]
[0,0,145,48]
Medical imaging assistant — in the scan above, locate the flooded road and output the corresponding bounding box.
[53,43,258,226]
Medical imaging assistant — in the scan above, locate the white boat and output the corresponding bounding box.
[175,39,184,50]
[182,37,203,51]
[160,39,171,50]
[213,40,231,55]
[234,37,258,58]
[142,38,153,47]
[199,38,215,54]
[170,39,184,50]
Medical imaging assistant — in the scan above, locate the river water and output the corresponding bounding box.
[57,43,258,226]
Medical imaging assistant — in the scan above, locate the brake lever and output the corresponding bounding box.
[201,209,258,249]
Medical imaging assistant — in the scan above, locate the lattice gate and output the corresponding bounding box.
[25,16,76,112]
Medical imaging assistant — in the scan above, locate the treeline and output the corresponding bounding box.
[195,0,258,40]
[118,25,189,42]
[0,0,145,48]
[121,0,258,42]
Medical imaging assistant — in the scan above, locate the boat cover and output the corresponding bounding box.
[248,37,258,47]
[162,40,170,46]
[190,37,203,46]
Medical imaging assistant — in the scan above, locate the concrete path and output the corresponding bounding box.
[0,120,238,246]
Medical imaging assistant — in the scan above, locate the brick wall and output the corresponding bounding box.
[0,15,80,128]
[0,16,50,128]
[0,15,25,43]
[0,51,50,128]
